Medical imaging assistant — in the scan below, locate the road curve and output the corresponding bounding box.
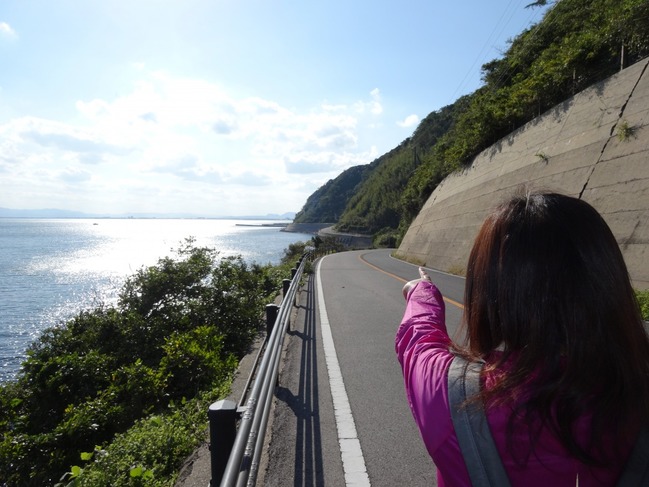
[262,249,466,487]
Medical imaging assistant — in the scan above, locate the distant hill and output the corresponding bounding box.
[0,207,296,220]
[292,164,369,224]
[292,0,649,246]
[293,99,465,245]
[0,208,91,218]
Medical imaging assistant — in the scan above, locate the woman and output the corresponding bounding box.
[396,192,649,486]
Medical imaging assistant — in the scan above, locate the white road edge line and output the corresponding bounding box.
[316,257,371,486]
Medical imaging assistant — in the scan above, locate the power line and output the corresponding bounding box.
[487,0,560,92]
[449,0,548,101]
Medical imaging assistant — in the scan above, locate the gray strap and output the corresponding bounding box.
[448,355,511,487]
[448,356,649,486]
[616,425,649,486]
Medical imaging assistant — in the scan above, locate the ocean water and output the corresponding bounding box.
[0,218,312,382]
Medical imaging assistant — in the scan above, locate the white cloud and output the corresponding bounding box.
[284,159,337,175]
[58,166,93,183]
[0,72,387,214]
[0,22,17,40]
[397,114,419,128]
[141,153,224,184]
[370,88,383,115]
[212,119,237,135]
[23,130,126,159]
[225,171,269,186]
[353,88,383,115]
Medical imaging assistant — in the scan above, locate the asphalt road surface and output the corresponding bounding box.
[261,249,466,487]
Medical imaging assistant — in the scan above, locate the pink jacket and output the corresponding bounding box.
[395,280,630,487]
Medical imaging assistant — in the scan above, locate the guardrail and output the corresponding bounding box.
[208,254,310,487]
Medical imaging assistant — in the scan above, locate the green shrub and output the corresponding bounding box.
[637,289,649,321]
[160,326,236,399]
[281,241,308,264]
[21,349,115,432]
[75,415,193,487]
[373,227,399,248]
[0,239,286,486]
[67,385,228,487]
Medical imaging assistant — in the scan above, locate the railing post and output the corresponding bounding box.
[266,304,279,336]
[208,399,238,486]
[282,279,291,297]
[291,267,297,278]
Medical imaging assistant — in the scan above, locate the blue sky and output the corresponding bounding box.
[0,0,549,217]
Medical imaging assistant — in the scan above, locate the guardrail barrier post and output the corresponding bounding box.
[282,278,291,296]
[208,399,238,486]
[266,304,279,336]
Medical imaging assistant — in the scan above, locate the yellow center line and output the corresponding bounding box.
[358,252,465,310]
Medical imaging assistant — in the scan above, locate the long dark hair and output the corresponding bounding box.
[463,191,649,464]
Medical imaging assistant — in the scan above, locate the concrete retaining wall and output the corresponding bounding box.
[396,58,649,289]
[282,222,334,234]
[316,225,373,249]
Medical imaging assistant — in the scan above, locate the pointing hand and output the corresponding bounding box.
[403,267,432,299]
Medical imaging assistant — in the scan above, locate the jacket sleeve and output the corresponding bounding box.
[395,280,456,455]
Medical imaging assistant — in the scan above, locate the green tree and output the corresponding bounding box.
[0,239,284,485]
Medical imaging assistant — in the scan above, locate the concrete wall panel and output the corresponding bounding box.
[396,58,649,289]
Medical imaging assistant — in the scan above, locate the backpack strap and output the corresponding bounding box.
[448,354,511,487]
[448,355,649,486]
[616,425,649,486]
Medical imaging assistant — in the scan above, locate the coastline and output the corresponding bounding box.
[235,222,289,228]
[281,222,333,234]
[282,222,374,249]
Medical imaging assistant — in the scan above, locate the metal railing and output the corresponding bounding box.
[208,254,309,487]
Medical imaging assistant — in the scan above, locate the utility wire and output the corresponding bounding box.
[487,0,560,93]
[450,0,520,100]
[449,0,551,101]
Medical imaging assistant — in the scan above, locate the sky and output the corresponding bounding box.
[0,0,550,217]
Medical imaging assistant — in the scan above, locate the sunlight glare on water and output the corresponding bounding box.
[27,219,266,277]
[0,218,311,382]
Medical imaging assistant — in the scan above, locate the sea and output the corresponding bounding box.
[0,218,312,383]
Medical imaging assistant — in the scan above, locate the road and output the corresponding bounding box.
[261,249,466,486]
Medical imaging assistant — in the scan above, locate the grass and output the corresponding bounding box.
[445,265,466,277]
[391,251,426,267]
[57,383,230,487]
[617,119,636,141]
[637,289,649,321]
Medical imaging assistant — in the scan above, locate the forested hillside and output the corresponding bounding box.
[290,164,369,223]
[292,0,649,245]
